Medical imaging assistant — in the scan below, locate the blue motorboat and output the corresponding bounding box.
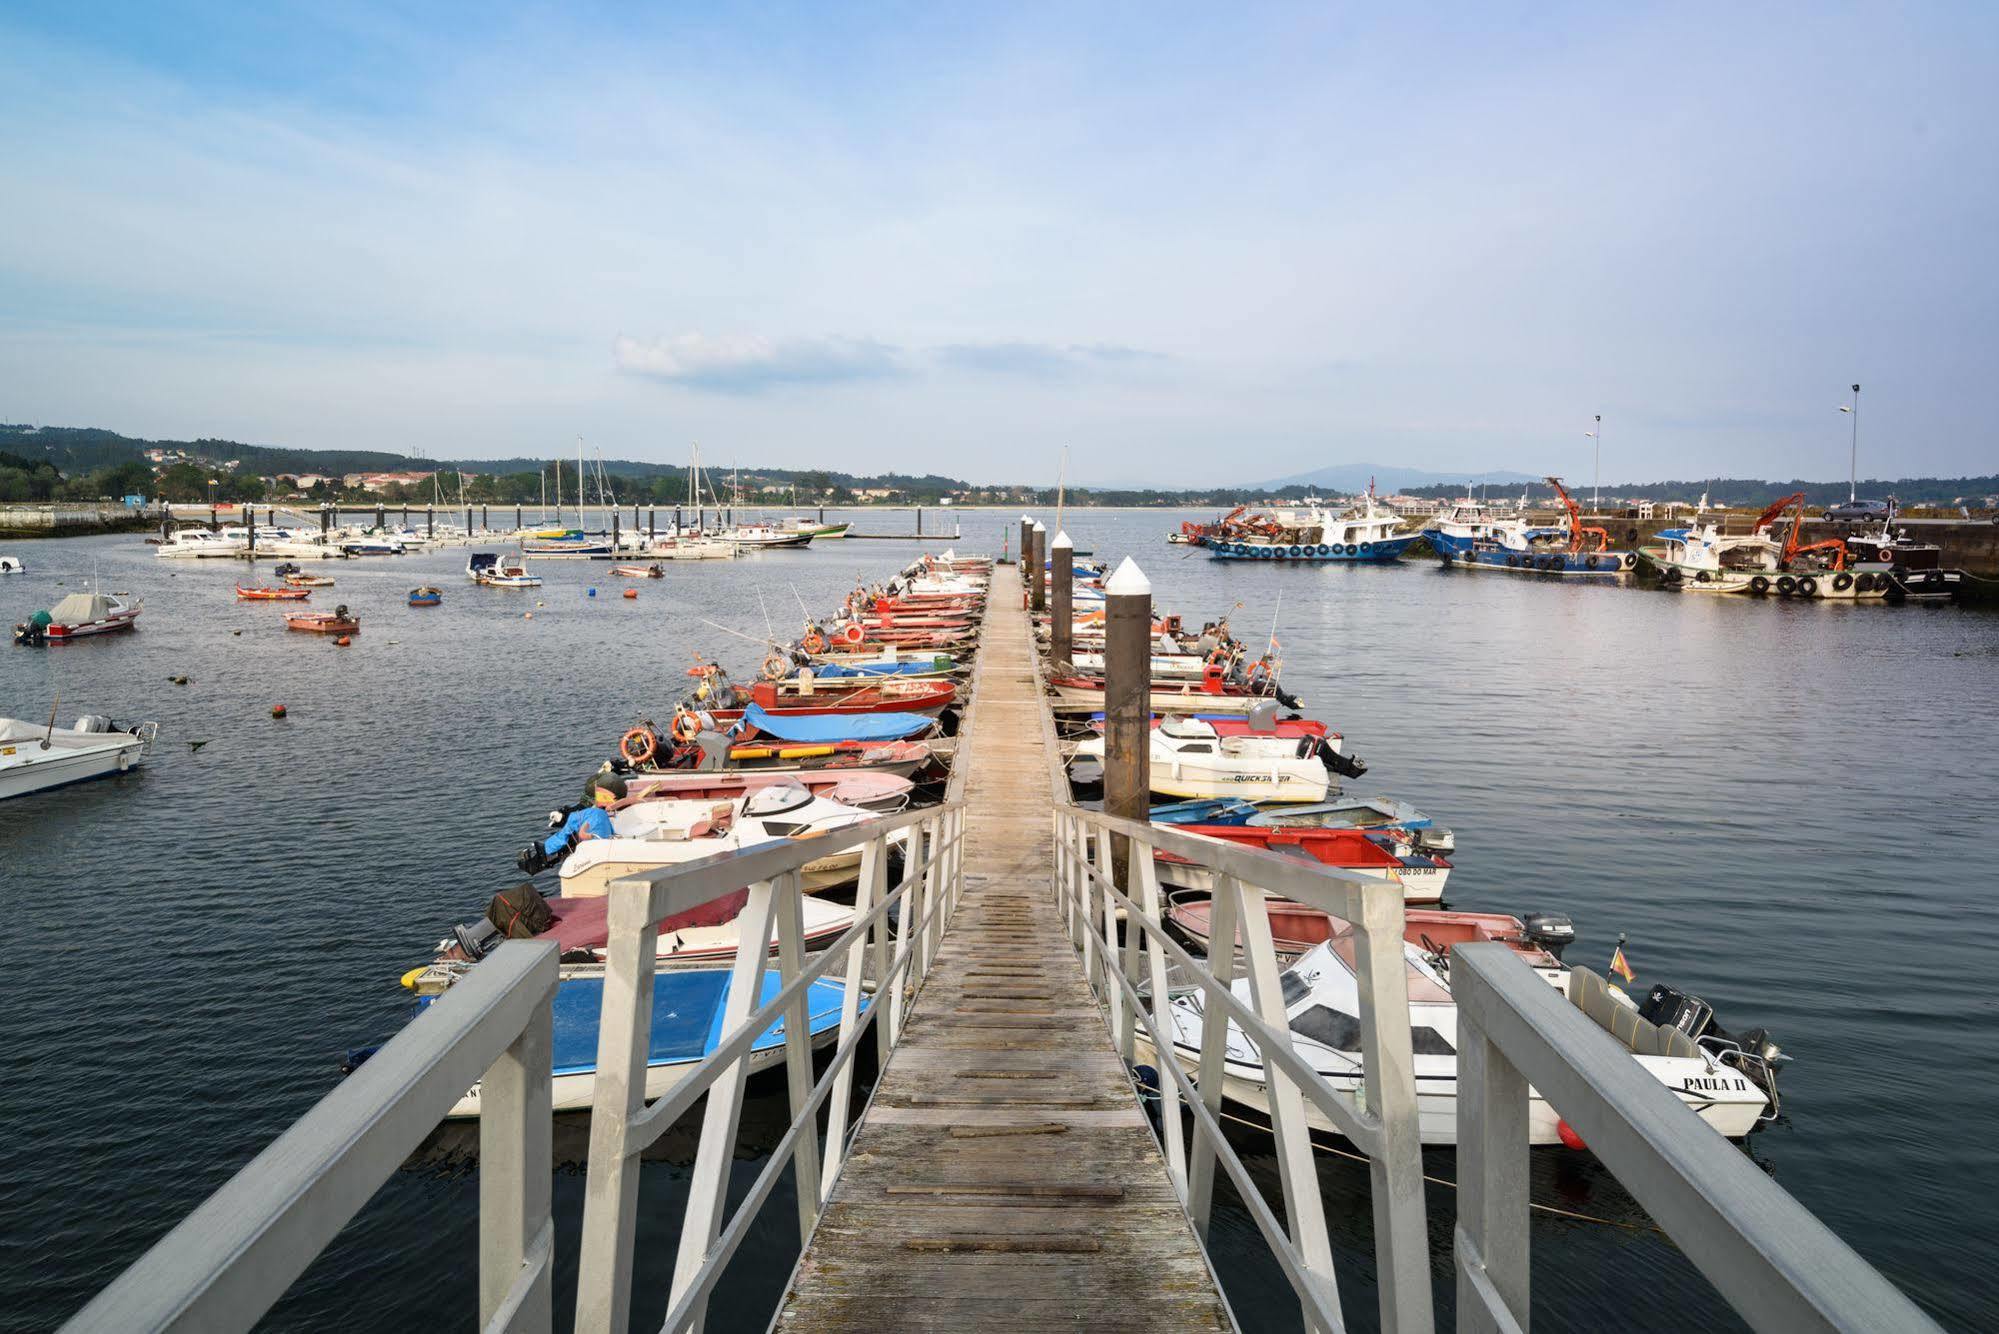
[435,966,855,1117]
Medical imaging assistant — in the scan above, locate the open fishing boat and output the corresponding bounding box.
[616,768,912,810]
[236,585,312,601]
[1148,794,1454,853]
[468,552,542,587]
[13,592,142,645]
[1049,668,1298,717]
[283,572,337,587]
[1,714,157,799]
[1167,896,1572,966]
[286,607,360,634]
[612,563,666,578]
[696,678,957,723]
[429,967,854,1117]
[1154,823,1451,902]
[408,586,443,607]
[1135,933,1779,1145]
[798,652,960,681]
[1069,716,1345,803]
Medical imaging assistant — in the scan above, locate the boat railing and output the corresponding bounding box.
[1449,941,1940,1333]
[63,939,562,1332]
[572,798,967,1334]
[1051,801,1436,1334]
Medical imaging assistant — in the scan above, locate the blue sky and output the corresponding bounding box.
[1,2,1994,484]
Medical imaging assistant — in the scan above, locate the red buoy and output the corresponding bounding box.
[270,704,287,719]
[623,588,638,599]
[1556,1118,1587,1151]
[334,635,352,647]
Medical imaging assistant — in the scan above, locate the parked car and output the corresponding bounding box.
[1822,499,1893,523]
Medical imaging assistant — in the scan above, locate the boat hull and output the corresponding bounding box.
[0,734,146,799]
[1438,540,1636,577]
[1640,552,1893,600]
[1207,533,1420,562]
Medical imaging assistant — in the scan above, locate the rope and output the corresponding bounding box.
[1132,1077,1665,1235]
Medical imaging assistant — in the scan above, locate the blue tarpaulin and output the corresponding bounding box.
[743,702,932,743]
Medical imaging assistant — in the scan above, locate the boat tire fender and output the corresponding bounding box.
[1623,552,1637,568]
[1586,554,1600,569]
[1797,576,1818,598]
[1314,544,1329,556]
[1832,572,1853,592]
[1288,545,1302,558]
[1776,576,1796,596]
[1505,554,1519,567]
[1693,569,1710,583]
[1749,575,1770,595]
[1357,542,1372,556]
[1853,572,1874,593]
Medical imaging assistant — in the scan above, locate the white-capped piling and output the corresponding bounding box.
[1049,529,1074,668]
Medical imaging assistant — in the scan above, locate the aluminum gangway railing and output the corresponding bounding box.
[61,801,966,1334]
[1046,805,1941,1334]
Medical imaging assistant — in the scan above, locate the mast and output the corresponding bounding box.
[554,455,563,527]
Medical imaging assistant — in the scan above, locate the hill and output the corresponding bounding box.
[1253,462,1540,492]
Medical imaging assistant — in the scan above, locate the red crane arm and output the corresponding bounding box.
[1755,491,1805,534]
[1545,476,1585,553]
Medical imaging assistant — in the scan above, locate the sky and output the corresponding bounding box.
[1,2,1995,486]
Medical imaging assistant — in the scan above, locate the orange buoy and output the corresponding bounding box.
[1556,1118,1587,1151]
[623,588,638,599]
[334,635,352,647]
[271,704,287,718]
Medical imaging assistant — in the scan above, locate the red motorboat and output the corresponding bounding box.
[237,585,312,601]
[13,592,142,645]
[1156,823,1452,902]
[620,769,913,809]
[286,608,360,634]
[1167,897,1569,968]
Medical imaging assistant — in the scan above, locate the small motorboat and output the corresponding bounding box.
[1049,663,1300,717]
[612,563,666,578]
[14,592,142,645]
[1166,895,1569,965]
[236,585,312,601]
[412,967,856,1118]
[693,677,958,723]
[1135,931,1780,1145]
[1,713,157,799]
[1069,716,1343,804]
[1154,823,1452,902]
[283,572,336,588]
[286,606,360,634]
[468,551,542,587]
[0,555,23,574]
[616,768,913,810]
[1246,796,1454,853]
[408,586,443,607]
[542,782,889,897]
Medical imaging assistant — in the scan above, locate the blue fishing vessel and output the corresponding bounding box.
[1205,493,1420,563]
[1429,476,1635,577]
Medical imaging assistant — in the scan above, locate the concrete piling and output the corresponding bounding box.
[1050,530,1074,668]
[1102,558,1153,882]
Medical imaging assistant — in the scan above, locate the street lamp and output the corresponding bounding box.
[1837,384,1860,502]
[1583,415,1602,514]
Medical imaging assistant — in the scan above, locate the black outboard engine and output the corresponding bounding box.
[1636,983,1716,1042]
[1519,912,1575,960]
[1320,743,1368,779]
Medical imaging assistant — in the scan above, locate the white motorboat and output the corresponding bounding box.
[14,591,143,645]
[550,783,886,896]
[467,551,542,587]
[155,527,244,559]
[1137,933,1777,1146]
[0,556,22,574]
[0,715,157,799]
[1070,716,1332,803]
[726,523,814,551]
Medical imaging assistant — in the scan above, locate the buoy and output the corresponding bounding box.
[1556,1118,1588,1151]
[587,587,597,598]
[623,588,638,599]
[399,966,425,991]
[334,635,352,647]
[524,612,534,620]
[271,704,287,718]
[231,629,242,636]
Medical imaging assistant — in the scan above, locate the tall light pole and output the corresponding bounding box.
[1584,415,1602,514]
[1838,384,1861,501]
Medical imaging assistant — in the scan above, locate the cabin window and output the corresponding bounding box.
[1279,971,1310,1007]
[1290,1004,1362,1050]
[1179,743,1213,754]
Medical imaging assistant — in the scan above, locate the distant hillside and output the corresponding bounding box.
[1254,462,1540,492]
[1399,475,1999,507]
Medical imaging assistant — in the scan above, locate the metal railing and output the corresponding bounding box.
[1052,803,1435,1334]
[1451,943,1941,1334]
[572,800,967,1334]
[64,941,561,1333]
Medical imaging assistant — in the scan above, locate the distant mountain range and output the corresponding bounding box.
[1251,463,1541,492]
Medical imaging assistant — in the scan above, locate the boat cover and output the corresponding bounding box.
[545,969,852,1073]
[742,703,932,743]
[49,592,116,622]
[814,657,953,678]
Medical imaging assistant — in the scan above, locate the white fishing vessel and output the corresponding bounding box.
[467,552,542,587]
[1069,716,1333,803]
[0,714,158,799]
[1137,932,1778,1145]
[1642,493,1890,600]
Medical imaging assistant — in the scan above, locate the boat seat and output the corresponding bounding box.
[1566,967,1700,1060]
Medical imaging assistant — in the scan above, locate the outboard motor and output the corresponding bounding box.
[74,715,113,734]
[1320,743,1368,779]
[1636,983,1716,1042]
[1519,912,1575,960]
[1243,698,1280,733]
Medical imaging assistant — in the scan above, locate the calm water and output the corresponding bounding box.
[3,511,1995,1332]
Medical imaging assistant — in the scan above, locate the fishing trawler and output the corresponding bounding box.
[1431,477,1636,576]
[1641,493,1889,599]
[1204,491,1420,563]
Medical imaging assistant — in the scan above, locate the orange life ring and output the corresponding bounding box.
[841,623,866,645]
[802,631,826,653]
[620,727,658,765]
[672,710,702,744]
[762,653,789,681]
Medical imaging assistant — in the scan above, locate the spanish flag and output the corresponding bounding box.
[1609,945,1636,984]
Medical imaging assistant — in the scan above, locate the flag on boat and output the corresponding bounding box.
[1609,944,1635,983]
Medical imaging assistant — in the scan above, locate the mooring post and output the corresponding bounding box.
[319,505,330,537]
[514,504,522,532]
[402,504,409,524]
[1019,516,1032,583]
[1029,521,1047,613]
[916,505,923,536]
[1050,529,1074,669]
[246,506,256,557]
[376,504,386,530]
[427,505,435,540]
[612,509,620,552]
[648,508,656,540]
[465,505,473,535]
[1104,558,1152,885]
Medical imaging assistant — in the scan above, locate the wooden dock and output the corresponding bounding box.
[774,586,1232,1330]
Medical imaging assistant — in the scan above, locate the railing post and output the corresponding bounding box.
[822,837,884,1201]
[1095,826,1122,1043]
[772,870,824,1247]
[1131,842,1187,1193]
[667,880,779,1333]
[1235,876,1341,1327]
[480,989,554,1332]
[888,826,924,1042]
[1456,1009,1530,1334]
[574,886,664,1334]
[1353,882,1436,1334]
[921,813,947,971]
[1186,872,1240,1234]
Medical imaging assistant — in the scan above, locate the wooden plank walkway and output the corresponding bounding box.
[774,581,1232,1330]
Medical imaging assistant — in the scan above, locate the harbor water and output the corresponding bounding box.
[3,512,1995,1331]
